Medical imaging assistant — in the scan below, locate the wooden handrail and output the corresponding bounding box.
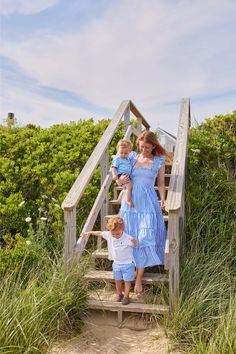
[166,98,190,212]
[62,100,149,210]
[164,97,191,310]
[130,101,150,130]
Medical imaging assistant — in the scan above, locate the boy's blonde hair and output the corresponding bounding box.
[106,216,125,231]
[116,139,132,151]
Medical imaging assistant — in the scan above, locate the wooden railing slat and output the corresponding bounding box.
[129,100,150,129]
[62,100,130,209]
[164,97,190,310]
[75,172,113,260]
[166,98,190,211]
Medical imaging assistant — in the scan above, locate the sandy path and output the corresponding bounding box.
[51,311,181,354]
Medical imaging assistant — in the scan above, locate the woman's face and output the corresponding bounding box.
[138,141,154,157]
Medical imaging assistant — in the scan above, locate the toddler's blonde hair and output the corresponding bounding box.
[106,216,125,231]
[116,139,132,151]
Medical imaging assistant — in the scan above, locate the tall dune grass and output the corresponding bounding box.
[0,254,88,353]
[167,163,236,353]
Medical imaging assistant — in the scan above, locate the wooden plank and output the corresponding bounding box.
[89,288,159,304]
[100,148,109,234]
[92,249,109,259]
[123,125,142,141]
[62,100,130,209]
[168,210,180,311]
[164,239,169,270]
[129,100,150,130]
[137,117,142,132]
[74,172,113,260]
[124,104,130,133]
[166,98,190,212]
[84,270,169,284]
[64,207,77,266]
[88,299,169,314]
[130,125,143,138]
[109,199,122,205]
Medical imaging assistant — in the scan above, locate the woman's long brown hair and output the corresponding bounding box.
[136,131,172,161]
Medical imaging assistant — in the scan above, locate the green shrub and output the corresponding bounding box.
[0,119,124,247]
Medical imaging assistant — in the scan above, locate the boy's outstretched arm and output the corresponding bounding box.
[83,231,103,237]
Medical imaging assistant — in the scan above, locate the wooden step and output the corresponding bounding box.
[92,249,109,259]
[88,299,169,315]
[87,282,169,323]
[105,214,169,222]
[84,270,168,284]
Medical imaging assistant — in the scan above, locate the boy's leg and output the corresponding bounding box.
[124,281,131,298]
[112,263,124,301]
[115,280,123,295]
[125,181,133,207]
[121,263,135,305]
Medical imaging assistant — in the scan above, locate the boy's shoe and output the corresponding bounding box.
[115,293,124,302]
[121,297,129,305]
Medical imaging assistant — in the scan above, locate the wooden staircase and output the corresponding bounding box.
[83,162,171,322]
[62,99,191,324]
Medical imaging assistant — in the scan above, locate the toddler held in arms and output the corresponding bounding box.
[111,139,134,207]
[83,216,137,305]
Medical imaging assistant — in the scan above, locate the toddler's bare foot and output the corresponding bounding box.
[126,200,134,207]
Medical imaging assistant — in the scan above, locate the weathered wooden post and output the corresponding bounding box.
[124,104,130,133]
[166,98,191,310]
[99,148,109,247]
[64,207,77,269]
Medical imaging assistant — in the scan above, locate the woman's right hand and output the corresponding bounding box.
[118,173,130,185]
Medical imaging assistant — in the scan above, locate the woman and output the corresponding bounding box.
[118,131,168,295]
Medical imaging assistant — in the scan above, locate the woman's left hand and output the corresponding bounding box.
[160,200,166,210]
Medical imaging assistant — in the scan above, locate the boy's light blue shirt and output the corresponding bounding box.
[112,156,132,176]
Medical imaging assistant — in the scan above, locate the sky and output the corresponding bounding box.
[1,0,236,135]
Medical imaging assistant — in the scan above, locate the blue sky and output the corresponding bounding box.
[1,0,236,134]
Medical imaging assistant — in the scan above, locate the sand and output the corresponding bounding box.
[51,310,181,354]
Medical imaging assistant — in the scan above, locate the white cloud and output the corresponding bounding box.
[0,0,60,15]
[1,0,236,133]
[1,82,96,127]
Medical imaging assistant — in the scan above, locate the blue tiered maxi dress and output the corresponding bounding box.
[119,152,166,268]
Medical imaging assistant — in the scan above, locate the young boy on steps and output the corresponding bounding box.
[83,216,137,305]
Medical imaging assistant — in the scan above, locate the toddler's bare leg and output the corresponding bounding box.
[115,280,123,295]
[124,281,131,298]
[125,181,134,207]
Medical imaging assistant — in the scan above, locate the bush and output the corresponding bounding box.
[0,119,124,247]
